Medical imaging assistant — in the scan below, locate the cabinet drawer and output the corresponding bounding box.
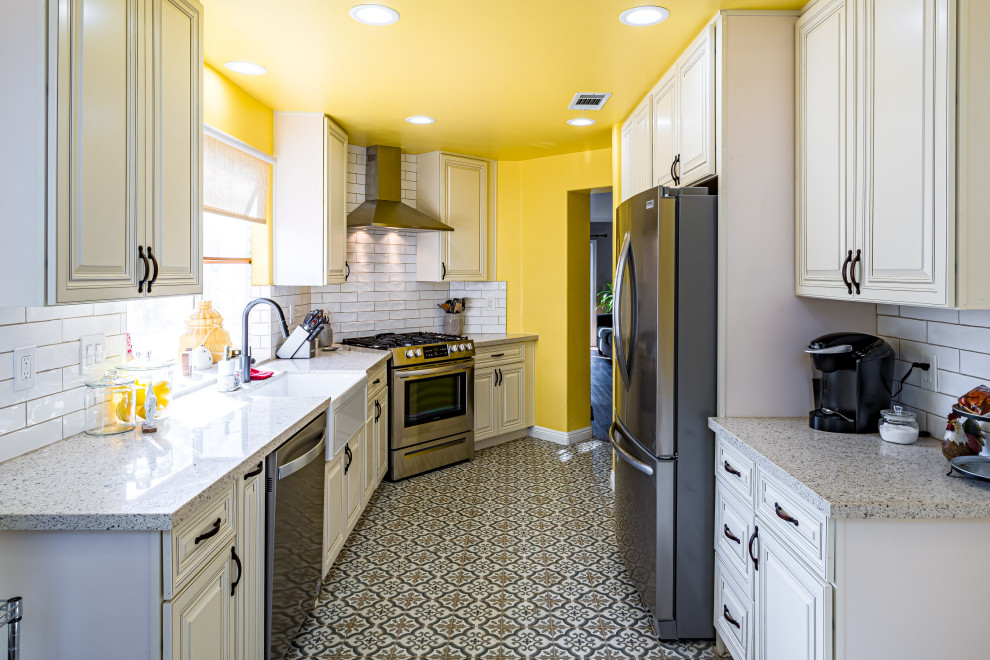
[367,362,387,402]
[166,484,236,598]
[716,436,755,505]
[475,343,524,366]
[715,480,756,599]
[756,471,828,578]
[715,556,752,660]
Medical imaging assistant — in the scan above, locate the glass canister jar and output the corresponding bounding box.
[84,370,137,436]
[116,357,176,421]
[879,406,920,445]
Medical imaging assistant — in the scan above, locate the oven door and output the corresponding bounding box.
[391,358,474,449]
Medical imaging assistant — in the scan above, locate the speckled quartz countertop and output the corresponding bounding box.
[470,333,539,346]
[709,417,990,520]
[0,347,389,532]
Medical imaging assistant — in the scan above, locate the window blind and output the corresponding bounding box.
[203,132,269,223]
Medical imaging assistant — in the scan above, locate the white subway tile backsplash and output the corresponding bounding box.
[878,304,990,432]
[26,304,95,322]
[0,320,62,352]
[62,314,121,342]
[876,315,927,342]
[0,308,26,326]
[0,419,62,463]
[26,387,84,425]
[0,404,26,435]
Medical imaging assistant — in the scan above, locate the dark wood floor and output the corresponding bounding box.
[590,348,612,440]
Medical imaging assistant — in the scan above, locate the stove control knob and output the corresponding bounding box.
[460,344,467,351]
[466,343,473,350]
[405,350,415,358]
[415,349,423,357]
[451,345,459,352]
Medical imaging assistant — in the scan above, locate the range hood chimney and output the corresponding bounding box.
[346,145,453,231]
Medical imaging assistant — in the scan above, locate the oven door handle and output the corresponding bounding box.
[392,358,475,380]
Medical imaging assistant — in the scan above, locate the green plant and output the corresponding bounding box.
[596,282,614,313]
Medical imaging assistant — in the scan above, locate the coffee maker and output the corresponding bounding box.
[806,332,894,433]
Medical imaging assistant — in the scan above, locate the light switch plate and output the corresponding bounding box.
[79,334,106,374]
[13,346,35,391]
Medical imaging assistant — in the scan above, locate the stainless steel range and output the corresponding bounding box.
[341,332,475,479]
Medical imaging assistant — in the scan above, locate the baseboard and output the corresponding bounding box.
[529,425,593,446]
[475,428,530,451]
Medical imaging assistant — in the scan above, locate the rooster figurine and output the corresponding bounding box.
[943,412,980,461]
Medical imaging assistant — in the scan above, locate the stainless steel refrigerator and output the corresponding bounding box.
[610,185,716,640]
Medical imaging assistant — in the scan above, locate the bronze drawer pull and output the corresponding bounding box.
[723,461,741,478]
[723,524,741,544]
[723,605,740,629]
[194,518,222,544]
[775,502,799,526]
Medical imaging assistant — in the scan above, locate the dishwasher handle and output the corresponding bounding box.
[277,433,326,480]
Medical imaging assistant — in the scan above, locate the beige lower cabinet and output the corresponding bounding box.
[324,451,346,576]
[164,547,237,660]
[236,463,265,660]
[375,391,389,483]
[345,429,365,533]
[473,342,535,443]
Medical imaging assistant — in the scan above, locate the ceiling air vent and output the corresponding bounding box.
[568,93,612,111]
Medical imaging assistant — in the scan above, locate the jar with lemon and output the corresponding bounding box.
[116,358,175,421]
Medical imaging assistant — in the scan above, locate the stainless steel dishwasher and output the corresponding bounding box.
[264,411,327,660]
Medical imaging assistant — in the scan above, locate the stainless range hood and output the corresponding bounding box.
[346,145,453,231]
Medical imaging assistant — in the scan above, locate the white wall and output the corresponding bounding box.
[0,304,128,462]
[877,305,990,434]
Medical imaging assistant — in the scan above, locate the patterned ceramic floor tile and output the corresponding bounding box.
[286,437,716,660]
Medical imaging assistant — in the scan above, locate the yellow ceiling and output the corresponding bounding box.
[202,0,805,161]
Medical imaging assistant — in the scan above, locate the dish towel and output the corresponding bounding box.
[250,368,274,381]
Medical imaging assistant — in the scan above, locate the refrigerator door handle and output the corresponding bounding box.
[613,233,636,389]
[609,421,654,475]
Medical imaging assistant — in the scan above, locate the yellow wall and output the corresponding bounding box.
[497,148,613,433]
[203,64,275,285]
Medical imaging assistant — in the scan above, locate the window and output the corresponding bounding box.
[127,127,271,361]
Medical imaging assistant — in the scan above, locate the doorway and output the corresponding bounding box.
[589,189,613,441]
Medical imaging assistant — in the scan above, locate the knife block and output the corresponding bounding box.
[276,326,318,359]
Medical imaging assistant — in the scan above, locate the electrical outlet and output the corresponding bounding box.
[921,353,937,391]
[13,346,35,391]
[486,297,497,311]
[79,334,106,374]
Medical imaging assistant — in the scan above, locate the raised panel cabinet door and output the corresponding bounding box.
[652,72,678,188]
[756,531,830,660]
[324,454,345,574]
[236,467,264,660]
[440,154,488,281]
[620,121,634,201]
[146,0,203,297]
[497,362,527,435]
[325,117,348,284]
[377,392,389,483]
[796,0,856,298]
[856,0,951,305]
[474,366,497,440]
[364,408,377,504]
[676,24,716,185]
[165,546,235,660]
[631,98,653,195]
[55,0,145,303]
[346,431,365,532]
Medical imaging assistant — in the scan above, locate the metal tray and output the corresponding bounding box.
[949,455,990,482]
[951,404,990,423]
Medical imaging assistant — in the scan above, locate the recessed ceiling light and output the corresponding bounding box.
[224,61,267,75]
[349,4,400,26]
[567,118,596,127]
[619,5,670,26]
[406,116,436,125]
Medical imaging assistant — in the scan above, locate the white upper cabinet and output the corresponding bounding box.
[652,72,678,188]
[148,0,204,297]
[796,0,855,297]
[676,25,717,185]
[798,0,990,308]
[274,113,349,286]
[1,0,204,305]
[416,152,493,282]
[620,96,653,201]
[626,19,717,197]
[855,0,948,305]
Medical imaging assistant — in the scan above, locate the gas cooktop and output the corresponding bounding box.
[342,332,475,367]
